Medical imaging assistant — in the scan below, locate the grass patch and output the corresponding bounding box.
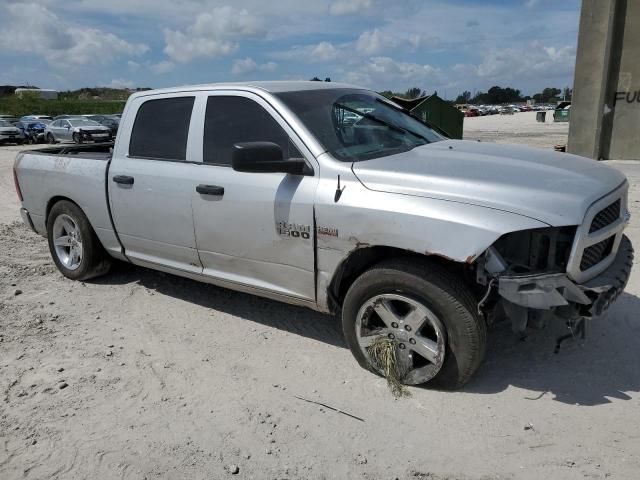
[0,97,125,117]
[366,336,411,398]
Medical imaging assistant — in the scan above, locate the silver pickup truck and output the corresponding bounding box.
[13,81,634,389]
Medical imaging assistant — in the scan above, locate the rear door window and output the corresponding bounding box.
[203,96,298,166]
[129,96,195,160]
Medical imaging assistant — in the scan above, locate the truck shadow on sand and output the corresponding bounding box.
[97,262,347,348]
[464,292,640,406]
[96,264,640,406]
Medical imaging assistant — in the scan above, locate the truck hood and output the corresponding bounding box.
[351,140,626,226]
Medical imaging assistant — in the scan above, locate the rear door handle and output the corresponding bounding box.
[113,175,134,185]
[196,184,224,196]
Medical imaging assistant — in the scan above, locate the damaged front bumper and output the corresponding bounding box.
[498,235,633,317]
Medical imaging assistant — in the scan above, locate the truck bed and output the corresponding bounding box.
[14,142,124,259]
[25,142,114,160]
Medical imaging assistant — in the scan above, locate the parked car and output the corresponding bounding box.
[17,120,48,144]
[84,115,120,137]
[0,119,24,144]
[499,106,516,115]
[20,115,53,122]
[45,118,112,144]
[14,81,633,389]
[0,115,21,124]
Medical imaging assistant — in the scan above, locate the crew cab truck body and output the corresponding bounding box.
[14,82,634,389]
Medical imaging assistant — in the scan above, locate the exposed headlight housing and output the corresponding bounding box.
[489,226,577,276]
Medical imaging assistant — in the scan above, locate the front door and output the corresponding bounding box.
[50,120,70,141]
[108,94,203,273]
[191,93,318,301]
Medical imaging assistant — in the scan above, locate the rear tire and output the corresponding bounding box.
[46,200,112,281]
[342,258,487,390]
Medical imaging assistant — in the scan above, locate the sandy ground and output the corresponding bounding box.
[1,114,639,480]
[464,111,569,149]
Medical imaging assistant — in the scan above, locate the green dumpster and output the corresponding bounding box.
[390,93,464,139]
[553,101,571,122]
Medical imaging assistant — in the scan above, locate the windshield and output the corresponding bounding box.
[0,120,13,127]
[68,119,102,127]
[276,88,443,161]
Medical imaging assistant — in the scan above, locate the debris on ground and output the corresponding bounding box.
[366,336,411,398]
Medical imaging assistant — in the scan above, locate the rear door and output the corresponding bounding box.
[190,92,319,301]
[108,94,203,273]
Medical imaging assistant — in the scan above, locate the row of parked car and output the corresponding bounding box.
[0,113,120,146]
[459,104,557,117]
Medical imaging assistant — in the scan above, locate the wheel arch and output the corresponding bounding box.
[328,245,472,308]
[46,196,82,224]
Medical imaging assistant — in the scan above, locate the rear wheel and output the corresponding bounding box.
[46,201,112,281]
[342,258,487,390]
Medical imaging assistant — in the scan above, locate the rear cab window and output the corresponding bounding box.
[129,96,195,160]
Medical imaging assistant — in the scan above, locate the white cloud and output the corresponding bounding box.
[310,42,339,61]
[163,7,264,63]
[329,0,372,15]
[473,43,575,80]
[272,41,340,63]
[151,61,176,74]
[356,29,391,55]
[231,57,276,75]
[0,3,148,67]
[127,61,141,72]
[107,79,135,89]
[343,56,442,89]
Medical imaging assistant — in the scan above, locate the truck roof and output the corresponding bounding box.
[128,81,366,99]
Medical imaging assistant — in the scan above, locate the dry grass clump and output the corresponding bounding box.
[366,336,411,398]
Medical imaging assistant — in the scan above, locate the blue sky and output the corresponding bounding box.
[0,0,581,97]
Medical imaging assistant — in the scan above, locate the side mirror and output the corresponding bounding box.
[231,142,312,175]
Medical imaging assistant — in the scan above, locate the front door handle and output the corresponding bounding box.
[113,175,134,185]
[196,184,224,196]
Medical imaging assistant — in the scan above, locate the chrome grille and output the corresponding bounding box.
[589,199,620,233]
[567,185,628,283]
[580,236,615,271]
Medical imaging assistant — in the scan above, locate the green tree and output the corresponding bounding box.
[403,87,425,99]
[533,87,562,104]
[455,90,472,104]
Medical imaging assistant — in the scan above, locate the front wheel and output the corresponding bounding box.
[72,132,83,144]
[46,200,112,281]
[342,258,487,390]
[46,133,56,144]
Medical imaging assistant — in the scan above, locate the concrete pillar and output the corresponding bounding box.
[608,0,640,159]
[568,0,639,160]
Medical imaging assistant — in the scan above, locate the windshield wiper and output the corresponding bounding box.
[334,103,430,144]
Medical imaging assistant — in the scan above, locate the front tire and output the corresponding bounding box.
[47,133,56,144]
[46,200,112,281]
[72,132,83,144]
[342,258,486,390]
